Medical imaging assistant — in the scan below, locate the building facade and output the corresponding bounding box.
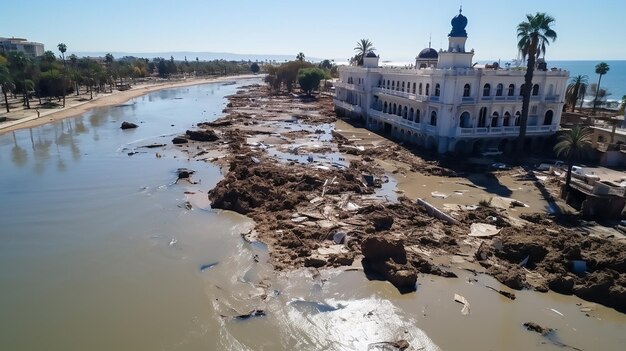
[333,9,569,154]
[0,37,45,58]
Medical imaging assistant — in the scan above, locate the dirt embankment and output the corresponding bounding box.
[172,84,626,312]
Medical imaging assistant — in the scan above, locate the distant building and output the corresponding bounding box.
[333,8,569,154]
[0,37,45,58]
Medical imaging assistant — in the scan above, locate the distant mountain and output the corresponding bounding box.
[70,51,324,62]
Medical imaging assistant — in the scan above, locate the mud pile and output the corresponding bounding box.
[476,216,626,312]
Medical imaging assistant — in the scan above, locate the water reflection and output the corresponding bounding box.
[11,132,27,167]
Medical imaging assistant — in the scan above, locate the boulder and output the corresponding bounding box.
[185,129,219,142]
[361,236,406,263]
[120,121,138,129]
[172,136,188,144]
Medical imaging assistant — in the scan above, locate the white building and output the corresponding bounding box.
[333,9,569,154]
[0,37,45,58]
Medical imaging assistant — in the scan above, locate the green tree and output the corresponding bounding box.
[319,59,333,70]
[0,64,14,112]
[554,126,593,196]
[105,53,114,65]
[42,51,56,63]
[38,69,65,99]
[353,39,376,66]
[10,52,32,109]
[565,75,587,112]
[250,62,260,73]
[296,52,305,62]
[297,67,329,96]
[516,13,557,154]
[592,62,609,115]
[57,43,67,107]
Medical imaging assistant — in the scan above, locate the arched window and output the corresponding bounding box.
[387,80,390,89]
[426,83,430,96]
[415,109,421,123]
[392,81,395,90]
[459,112,471,128]
[544,110,553,125]
[478,107,488,127]
[532,84,539,96]
[491,112,499,127]
[463,84,471,97]
[435,83,441,96]
[412,83,416,94]
[503,112,511,126]
[383,101,388,113]
[409,108,414,122]
[396,81,400,91]
[403,106,408,118]
[514,111,521,126]
[483,84,491,97]
[418,83,423,95]
[430,111,437,126]
[401,81,405,92]
[393,103,397,115]
[496,84,503,96]
[398,105,403,116]
[508,84,515,96]
[520,84,525,96]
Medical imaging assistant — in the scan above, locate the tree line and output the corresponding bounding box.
[0,44,257,112]
[263,53,336,95]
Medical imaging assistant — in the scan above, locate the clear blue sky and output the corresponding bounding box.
[3,0,625,61]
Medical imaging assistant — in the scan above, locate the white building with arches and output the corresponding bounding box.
[333,9,568,154]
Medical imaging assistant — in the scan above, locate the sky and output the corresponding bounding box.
[3,0,626,62]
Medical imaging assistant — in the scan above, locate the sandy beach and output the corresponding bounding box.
[0,74,259,135]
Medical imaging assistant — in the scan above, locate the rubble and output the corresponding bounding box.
[180,83,626,312]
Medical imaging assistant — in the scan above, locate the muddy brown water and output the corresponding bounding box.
[0,82,624,350]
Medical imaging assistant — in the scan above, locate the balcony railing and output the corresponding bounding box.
[373,87,416,100]
[334,99,362,114]
[456,125,557,136]
[461,97,474,104]
[334,81,364,92]
[544,95,560,102]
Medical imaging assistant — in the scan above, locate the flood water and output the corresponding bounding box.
[1,81,625,351]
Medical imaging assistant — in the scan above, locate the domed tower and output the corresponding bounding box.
[415,39,438,69]
[448,7,468,52]
[438,7,474,69]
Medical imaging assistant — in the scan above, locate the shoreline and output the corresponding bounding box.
[0,74,260,135]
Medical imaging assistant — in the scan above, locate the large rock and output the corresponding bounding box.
[186,129,219,142]
[120,121,138,129]
[361,237,416,293]
[361,237,406,263]
[172,136,188,144]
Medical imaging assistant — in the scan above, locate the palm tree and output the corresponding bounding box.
[58,43,67,107]
[592,62,609,115]
[516,13,557,154]
[565,75,587,112]
[554,126,593,196]
[296,52,305,62]
[0,65,14,112]
[354,39,376,66]
[13,52,31,109]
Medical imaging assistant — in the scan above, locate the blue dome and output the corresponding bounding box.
[417,48,438,59]
[449,9,468,37]
[365,51,378,58]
